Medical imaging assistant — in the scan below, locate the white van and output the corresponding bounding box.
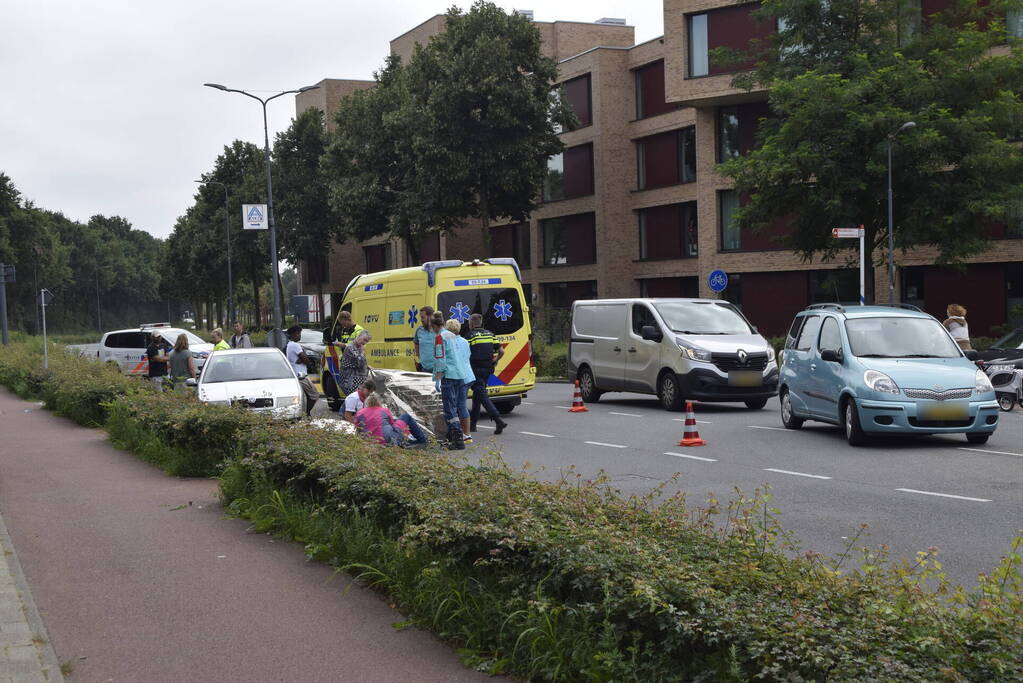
[567,298,779,410]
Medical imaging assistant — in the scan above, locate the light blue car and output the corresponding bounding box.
[779,304,999,446]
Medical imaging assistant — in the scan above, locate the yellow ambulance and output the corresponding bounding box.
[322,258,536,413]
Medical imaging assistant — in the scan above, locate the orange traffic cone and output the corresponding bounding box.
[678,401,706,446]
[568,380,589,413]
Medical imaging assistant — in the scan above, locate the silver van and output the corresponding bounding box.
[567,298,779,410]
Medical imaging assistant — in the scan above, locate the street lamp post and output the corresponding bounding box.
[194,179,234,324]
[204,82,319,347]
[886,121,916,305]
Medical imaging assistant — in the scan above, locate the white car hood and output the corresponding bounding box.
[674,333,770,355]
[198,378,300,403]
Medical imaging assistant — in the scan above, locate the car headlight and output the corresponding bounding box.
[766,347,776,363]
[975,369,993,394]
[275,395,301,408]
[864,370,900,394]
[676,337,712,362]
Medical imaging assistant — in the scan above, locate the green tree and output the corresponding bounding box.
[720,0,1023,301]
[273,107,334,318]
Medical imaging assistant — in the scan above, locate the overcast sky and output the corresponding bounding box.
[1,1,663,239]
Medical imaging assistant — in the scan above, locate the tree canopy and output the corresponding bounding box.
[720,0,1023,298]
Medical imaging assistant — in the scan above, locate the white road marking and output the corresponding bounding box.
[555,406,572,410]
[958,447,1023,458]
[749,425,788,432]
[585,441,628,449]
[476,424,495,430]
[764,468,832,480]
[521,401,535,405]
[895,488,991,503]
[520,431,555,438]
[664,452,718,462]
[673,418,714,424]
[609,411,642,417]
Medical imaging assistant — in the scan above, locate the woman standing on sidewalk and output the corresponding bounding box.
[339,330,372,396]
[943,304,972,350]
[433,317,474,445]
[167,333,196,388]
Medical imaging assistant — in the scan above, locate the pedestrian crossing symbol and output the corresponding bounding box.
[242,204,268,230]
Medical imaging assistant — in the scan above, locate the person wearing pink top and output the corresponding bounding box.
[354,393,428,447]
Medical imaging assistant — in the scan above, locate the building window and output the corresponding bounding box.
[719,190,741,251]
[562,74,592,129]
[490,222,531,269]
[542,213,596,267]
[809,269,860,304]
[639,277,700,297]
[635,60,675,119]
[638,202,698,259]
[636,127,696,190]
[543,143,594,201]
[406,233,440,265]
[304,253,329,285]
[688,14,709,77]
[718,107,740,162]
[364,243,391,272]
[543,280,598,308]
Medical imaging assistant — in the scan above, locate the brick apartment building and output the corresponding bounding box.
[297,2,1023,337]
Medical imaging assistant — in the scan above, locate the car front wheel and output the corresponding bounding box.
[844,398,866,446]
[657,372,683,412]
[780,389,803,429]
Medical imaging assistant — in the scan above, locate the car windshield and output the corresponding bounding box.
[202,352,294,383]
[652,302,753,335]
[993,328,1023,350]
[300,329,324,345]
[845,317,962,358]
[157,328,205,346]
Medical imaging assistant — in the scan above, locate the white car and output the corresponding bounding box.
[190,348,304,420]
[68,324,214,375]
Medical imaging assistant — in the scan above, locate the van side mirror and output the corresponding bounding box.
[185,378,197,387]
[820,348,843,363]
[641,325,662,342]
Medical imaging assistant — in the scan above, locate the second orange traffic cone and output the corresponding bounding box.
[568,379,589,412]
[678,401,706,446]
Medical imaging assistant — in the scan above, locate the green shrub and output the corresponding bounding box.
[533,340,568,380]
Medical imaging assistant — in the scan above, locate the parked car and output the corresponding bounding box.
[188,348,304,420]
[568,298,779,410]
[68,323,214,375]
[972,327,1023,411]
[298,327,326,377]
[779,304,999,445]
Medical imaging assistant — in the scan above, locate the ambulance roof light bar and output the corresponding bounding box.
[421,260,464,287]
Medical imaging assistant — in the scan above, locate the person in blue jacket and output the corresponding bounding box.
[432,314,475,446]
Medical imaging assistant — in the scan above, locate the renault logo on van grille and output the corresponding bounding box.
[737,349,748,364]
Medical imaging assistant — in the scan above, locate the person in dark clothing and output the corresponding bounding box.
[146,332,170,390]
[466,313,507,434]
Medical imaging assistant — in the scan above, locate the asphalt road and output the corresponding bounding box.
[468,383,1023,588]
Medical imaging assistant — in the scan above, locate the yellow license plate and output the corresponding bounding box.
[918,402,968,420]
[728,371,762,387]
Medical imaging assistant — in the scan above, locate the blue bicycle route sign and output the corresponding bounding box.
[708,270,728,293]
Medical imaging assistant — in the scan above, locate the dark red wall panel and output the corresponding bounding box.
[924,264,1005,336]
[707,3,775,75]
[740,271,809,336]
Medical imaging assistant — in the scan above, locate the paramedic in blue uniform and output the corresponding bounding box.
[466,313,508,434]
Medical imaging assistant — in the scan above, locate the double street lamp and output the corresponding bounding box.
[886,121,916,305]
[204,81,319,347]
[193,178,234,324]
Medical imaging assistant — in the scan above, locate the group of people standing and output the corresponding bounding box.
[146,321,252,389]
[413,307,508,449]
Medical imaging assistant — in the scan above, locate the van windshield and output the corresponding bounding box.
[653,301,753,335]
[438,288,524,337]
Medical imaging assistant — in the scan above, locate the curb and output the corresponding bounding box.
[0,510,64,682]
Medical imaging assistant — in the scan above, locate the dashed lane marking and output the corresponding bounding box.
[764,468,832,480]
[520,431,555,438]
[521,401,535,405]
[958,447,1023,458]
[476,424,495,430]
[555,406,572,410]
[895,488,991,503]
[664,452,717,462]
[673,418,713,424]
[585,441,628,449]
[609,411,642,417]
[749,425,788,432]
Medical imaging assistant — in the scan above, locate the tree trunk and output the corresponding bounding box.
[316,280,325,324]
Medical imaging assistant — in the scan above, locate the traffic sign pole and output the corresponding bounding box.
[831,227,866,306]
[0,262,11,345]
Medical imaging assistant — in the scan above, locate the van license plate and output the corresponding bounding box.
[919,402,968,420]
[728,371,762,387]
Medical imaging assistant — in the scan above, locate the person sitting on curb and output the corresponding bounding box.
[353,393,429,448]
[343,379,376,423]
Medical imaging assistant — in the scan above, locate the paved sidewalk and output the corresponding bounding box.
[0,506,63,682]
[0,387,491,682]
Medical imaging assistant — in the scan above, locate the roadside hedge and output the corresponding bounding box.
[2,340,1023,680]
